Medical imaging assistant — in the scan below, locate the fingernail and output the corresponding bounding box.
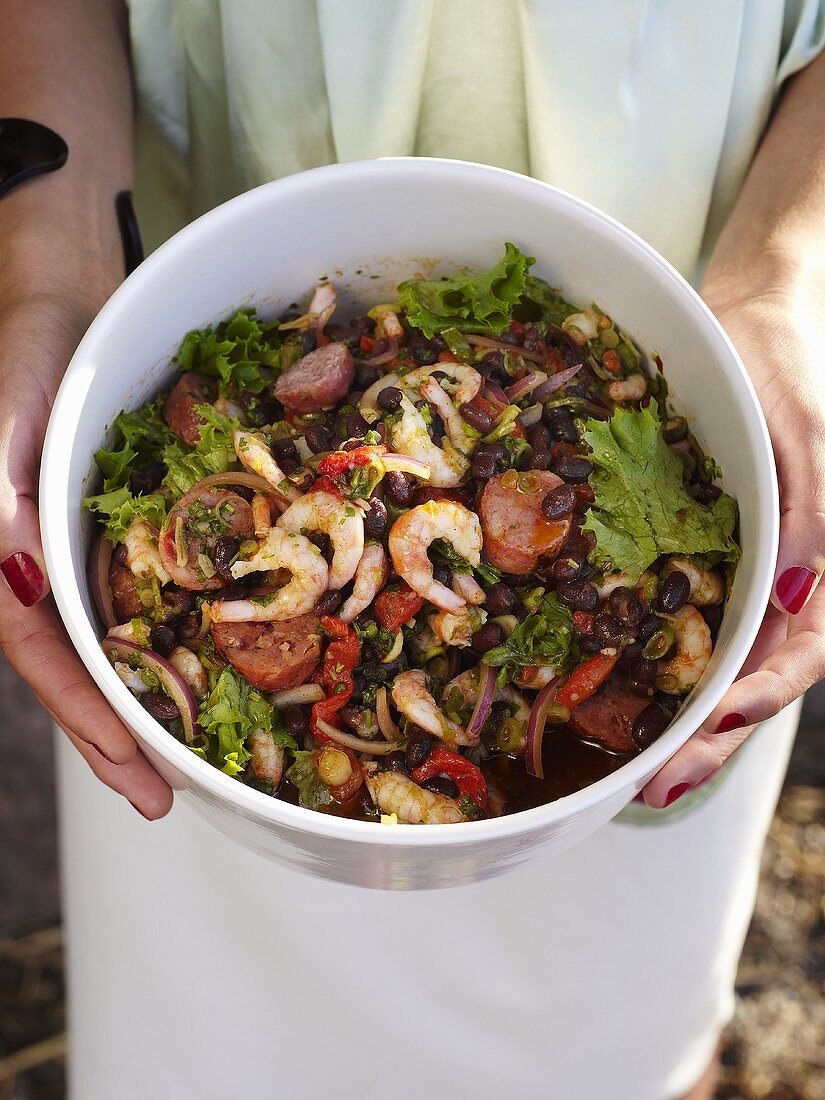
[664,782,692,807]
[715,712,747,735]
[128,801,152,820]
[776,567,816,615]
[0,552,45,606]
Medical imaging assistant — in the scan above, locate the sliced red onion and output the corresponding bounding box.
[525,677,559,779]
[375,687,401,741]
[190,470,292,508]
[532,363,583,402]
[482,380,510,408]
[101,636,199,743]
[517,403,543,428]
[89,535,117,631]
[272,683,325,708]
[364,336,399,367]
[505,371,548,403]
[466,334,548,365]
[382,453,431,479]
[315,716,400,755]
[465,664,497,742]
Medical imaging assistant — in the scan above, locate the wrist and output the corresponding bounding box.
[702,234,825,317]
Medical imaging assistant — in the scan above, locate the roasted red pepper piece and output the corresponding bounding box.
[311,616,361,744]
[602,349,622,374]
[317,444,387,478]
[555,651,620,710]
[374,584,423,632]
[572,611,595,634]
[359,334,375,354]
[411,747,488,813]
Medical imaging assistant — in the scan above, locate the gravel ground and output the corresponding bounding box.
[0,655,822,1098]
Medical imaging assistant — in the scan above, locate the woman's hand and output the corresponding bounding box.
[642,267,825,807]
[0,289,173,820]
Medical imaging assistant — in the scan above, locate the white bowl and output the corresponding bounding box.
[40,158,777,889]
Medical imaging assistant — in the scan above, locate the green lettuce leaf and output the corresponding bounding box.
[83,487,167,544]
[582,401,740,581]
[515,276,579,327]
[162,404,241,497]
[197,666,290,777]
[93,398,175,492]
[115,399,174,449]
[398,243,535,338]
[285,751,332,810]
[483,593,576,671]
[177,309,281,394]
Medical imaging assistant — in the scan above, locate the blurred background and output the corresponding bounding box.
[0,655,822,1100]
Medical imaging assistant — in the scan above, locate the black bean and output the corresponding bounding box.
[342,438,365,452]
[416,398,439,422]
[142,692,180,723]
[552,455,593,484]
[305,424,332,454]
[211,583,247,603]
[405,735,433,771]
[631,703,671,748]
[552,556,582,582]
[355,365,380,391]
[384,471,415,506]
[701,604,723,636]
[556,579,599,611]
[363,498,388,539]
[310,532,331,555]
[213,535,240,581]
[471,442,507,481]
[377,386,403,411]
[626,680,655,698]
[284,706,308,737]
[351,314,375,334]
[528,447,552,471]
[315,590,342,615]
[345,411,370,438]
[655,571,691,614]
[271,438,298,463]
[608,586,644,626]
[694,483,722,505]
[324,324,361,349]
[432,562,452,588]
[637,613,662,642]
[501,331,521,346]
[279,457,299,475]
[576,559,595,580]
[471,622,505,654]
[129,461,166,495]
[420,776,459,799]
[113,543,129,566]
[149,623,177,659]
[386,751,409,774]
[541,483,577,520]
[627,657,658,683]
[480,350,506,373]
[410,341,439,365]
[544,406,578,443]
[662,416,688,443]
[511,601,529,622]
[579,635,603,654]
[527,424,550,450]
[593,613,624,647]
[459,401,495,434]
[484,582,517,615]
[298,330,317,355]
[621,640,645,662]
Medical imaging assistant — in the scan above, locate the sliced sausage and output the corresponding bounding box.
[273,343,354,413]
[164,372,216,446]
[478,471,571,575]
[212,611,323,691]
[159,488,254,590]
[108,559,144,622]
[568,680,650,755]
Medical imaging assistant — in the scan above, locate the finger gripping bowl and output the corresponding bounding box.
[40,159,778,889]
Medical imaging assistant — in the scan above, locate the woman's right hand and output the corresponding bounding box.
[0,289,173,819]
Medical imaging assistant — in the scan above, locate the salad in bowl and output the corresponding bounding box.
[84,244,740,825]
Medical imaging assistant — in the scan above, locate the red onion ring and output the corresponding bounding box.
[382,454,431,479]
[466,334,548,365]
[465,664,497,742]
[517,403,543,428]
[505,371,548,403]
[101,636,199,743]
[89,535,118,631]
[189,470,293,508]
[532,363,583,402]
[525,677,559,779]
[482,380,510,408]
[363,336,399,367]
[315,717,401,755]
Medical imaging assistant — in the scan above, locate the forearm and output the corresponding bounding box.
[0,0,134,311]
[704,49,825,299]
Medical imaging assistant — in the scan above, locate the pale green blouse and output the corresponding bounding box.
[128,0,825,277]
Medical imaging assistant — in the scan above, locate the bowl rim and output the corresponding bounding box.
[40,156,779,846]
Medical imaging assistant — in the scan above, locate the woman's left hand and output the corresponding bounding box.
[642,267,825,807]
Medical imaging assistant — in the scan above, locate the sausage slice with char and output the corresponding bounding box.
[164,372,216,446]
[212,611,323,691]
[159,488,254,591]
[478,471,571,575]
[273,343,354,413]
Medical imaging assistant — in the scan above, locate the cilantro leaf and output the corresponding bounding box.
[483,593,576,671]
[581,401,740,581]
[430,539,502,588]
[162,404,241,496]
[285,751,332,810]
[398,243,534,338]
[177,309,281,394]
[83,487,167,544]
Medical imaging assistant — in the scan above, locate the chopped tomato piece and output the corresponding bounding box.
[438,350,460,363]
[374,584,423,632]
[603,349,622,374]
[555,652,621,710]
[311,617,361,744]
[411,747,488,813]
[318,444,386,477]
[359,334,375,354]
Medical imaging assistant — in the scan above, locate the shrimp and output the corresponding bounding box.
[658,605,712,693]
[561,308,605,345]
[113,662,152,694]
[420,377,474,456]
[663,557,724,606]
[339,543,389,622]
[370,303,405,339]
[606,372,647,403]
[252,492,272,537]
[107,620,150,645]
[388,499,482,612]
[277,489,364,589]
[364,765,464,824]
[215,394,246,421]
[280,282,337,335]
[429,606,487,649]
[514,665,559,690]
[391,669,467,745]
[452,572,486,605]
[233,430,301,503]
[405,362,482,406]
[168,645,209,698]
[123,520,171,585]
[248,728,286,787]
[595,571,655,599]
[389,396,470,487]
[211,528,328,622]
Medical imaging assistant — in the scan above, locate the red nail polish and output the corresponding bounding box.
[776,567,817,615]
[664,782,692,807]
[715,712,747,735]
[0,552,45,607]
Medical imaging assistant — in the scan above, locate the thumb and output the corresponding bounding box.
[770,422,825,617]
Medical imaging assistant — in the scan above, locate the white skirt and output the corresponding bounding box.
[58,703,799,1100]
